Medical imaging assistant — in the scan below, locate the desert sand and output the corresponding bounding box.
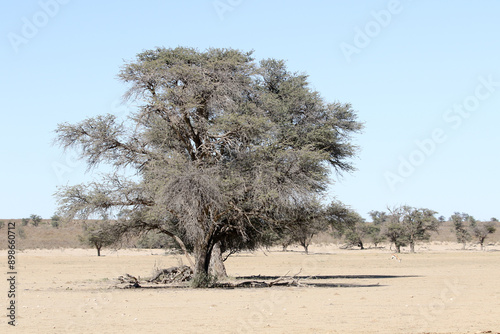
[1,244,499,333]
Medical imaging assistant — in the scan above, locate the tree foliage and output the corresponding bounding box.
[55,47,362,284]
[325,201,366,249]
[79,216,120,256]
[381,205,441,253]
[450,212,473,249]
[367,210,387,246]
[470,220,496,250]
[30,214,42,227]
[277,199,326,254]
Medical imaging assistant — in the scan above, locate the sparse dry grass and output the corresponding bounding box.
[0,219,85,250]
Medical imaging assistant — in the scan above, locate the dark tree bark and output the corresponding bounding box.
[96,245,101,256]
[192,230,218,284]
[193,243,212,278]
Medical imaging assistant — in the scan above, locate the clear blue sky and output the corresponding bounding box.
[1,0,499,221]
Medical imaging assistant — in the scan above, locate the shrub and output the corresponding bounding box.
[30,214,42,227]
[51,214,61,229]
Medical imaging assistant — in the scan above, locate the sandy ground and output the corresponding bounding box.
[1,244,500,334]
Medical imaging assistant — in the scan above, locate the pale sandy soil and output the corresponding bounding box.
[1,243,500,334]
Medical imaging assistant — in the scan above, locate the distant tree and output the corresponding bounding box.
[51,214,61,229]
[382,206,440,253]
[368,210,387,225]
[438,215,446,222]
[21,218,30,226]
[363,223,385,247]
[367,210,388,247]
[279,200,326,254]
[491,217,499,222]
[470,220,497,251]
[79,216,120,256]
[0,220,4,229]
[30,214,42,227]
[401,206,440,253]
[343,221,367,249]
[382,208,408,253]
[326,201,365,249]
[450,212,473,249]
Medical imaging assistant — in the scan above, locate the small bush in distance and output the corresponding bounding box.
[30,214,42,227]
[51,214,61,229]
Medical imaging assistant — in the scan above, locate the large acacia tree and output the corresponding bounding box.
[55,47,362,284]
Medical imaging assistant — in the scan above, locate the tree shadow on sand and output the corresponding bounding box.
[223,274,421,288]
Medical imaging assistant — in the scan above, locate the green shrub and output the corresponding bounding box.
[51,214,61,229]
[30,214,42,227]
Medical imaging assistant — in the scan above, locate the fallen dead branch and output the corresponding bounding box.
[116,273,141,289]
[148,265,193,284]
[114,267,384,289]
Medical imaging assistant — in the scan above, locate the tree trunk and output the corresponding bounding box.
[192,234,219,287]
[395,244,401,253]
[96,246,101,257]
[410,241,415,253]
[193,243,211,277]
[209,242,227,279]
[358,240,364,250]
[303,243,309,254]
[462,242,466,250]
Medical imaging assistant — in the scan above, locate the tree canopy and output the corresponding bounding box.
[377,205,441,253]
[55,47,362,285]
